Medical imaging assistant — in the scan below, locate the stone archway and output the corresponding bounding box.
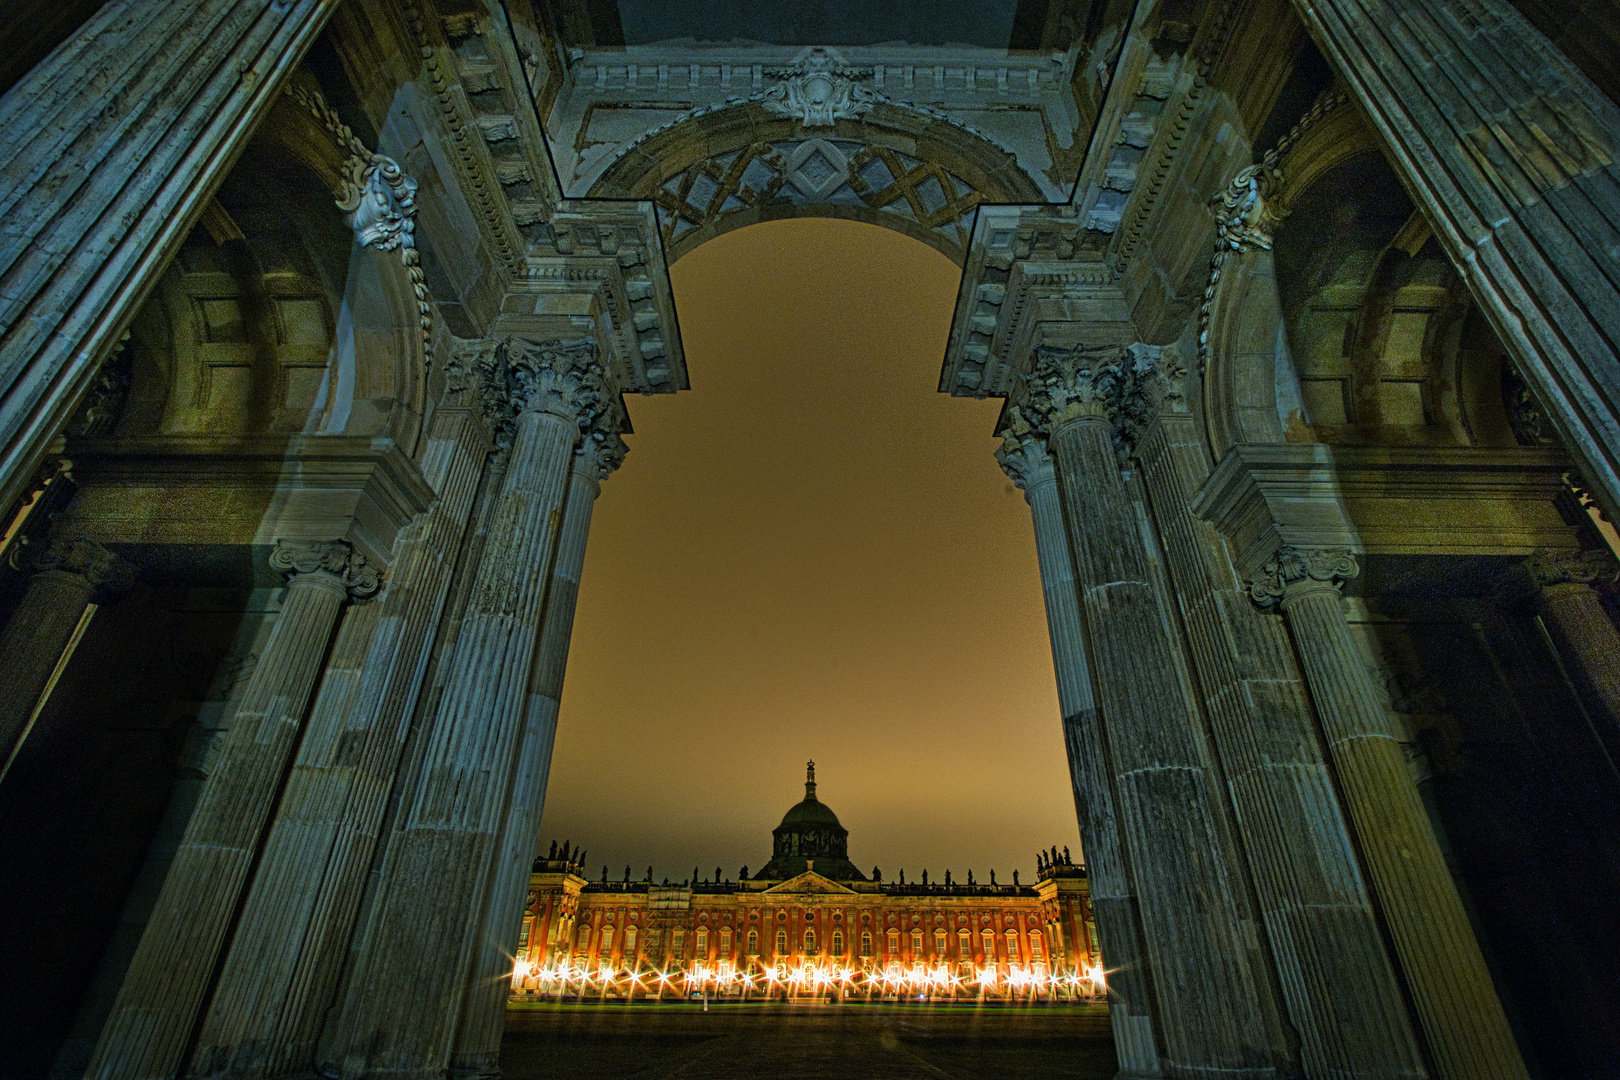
[589,98,1050,265]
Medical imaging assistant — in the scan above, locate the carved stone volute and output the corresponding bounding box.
[995,427,1055,493]
[1247,545,1360,608]
[574,427,629,483]
[1524,548,1620,589]
[503,337,612,429]
[29,535,133,592]
[1021,342,1174,458]
[269,539,381,599]
[1211,164,1287,253]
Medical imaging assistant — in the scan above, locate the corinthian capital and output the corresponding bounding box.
[995,424,1054,492]
[504,337,613,428]
[1247,545,1360,608]
[30,536,133,591]
[269,539,381,599]
[574,428,629,482]
[1023,342,1173,455]
[1524,548,1620,589]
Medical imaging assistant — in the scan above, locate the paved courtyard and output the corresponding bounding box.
[500,1002,1116,1080]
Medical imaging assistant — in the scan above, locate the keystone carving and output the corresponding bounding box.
[761,48,880,128]
[1211,164,1287,253]
[1524,549,1620,589]
[1247,546,1360,607]
[269,539,381,598]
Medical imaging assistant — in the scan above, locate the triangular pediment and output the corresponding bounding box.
[762,870,858,895]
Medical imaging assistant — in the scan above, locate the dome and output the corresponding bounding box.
[779,795,842,828]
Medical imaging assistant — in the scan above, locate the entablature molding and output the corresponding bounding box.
[1192,443,1581,578]
[54,434,437,568]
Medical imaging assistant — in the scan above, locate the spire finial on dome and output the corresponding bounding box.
[806,759,817,800]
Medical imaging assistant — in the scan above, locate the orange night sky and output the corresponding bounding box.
[538,217,1079,884]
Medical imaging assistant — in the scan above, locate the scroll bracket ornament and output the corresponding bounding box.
[760,48,880,128]
[287,84,435,368]
[1247,545,1360,608]
[269,539,381,599]
[1524,548,1620,589]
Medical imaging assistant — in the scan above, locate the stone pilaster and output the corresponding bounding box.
[1021,342,1282,1078]
[0,536,130,762]
[334,338,613,1080]
[189,346,499,1080]
[1525,548,1620,727]
[1250,546,1529,1080]
[87,538,378,1080]
[450,426,626,1078]
[997,432,1162,1078]
[1289,0,1620,521]
[1133,389,1427,1076]
[0,0,339,513]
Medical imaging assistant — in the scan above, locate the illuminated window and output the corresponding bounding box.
[981,928,995,958]
[958,930,972,958]
[860,931,873,957]
[747,929,759,955]
[672,929,685,958]
[910,930,923,957]
[831,930,843,955]
[1006,929,1020,962]
[805,929,817,953]
[624,926,638,956]
[601,927,615,956]
[576,926,590,950]
[720,928,732,954]
[695,928,708,955]
[1029,932,1044,962]
[518,918,532,948]
[933,930,946,957]
[887,929,899,955]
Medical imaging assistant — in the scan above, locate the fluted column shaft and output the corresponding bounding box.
[0,0,338,512]
[0,537,125,761]
[191,391,494,1080]
[1526,550,1620,727]
[1264,553,1527,1080]
[1289,0,1620,520]
[1045,411,1276,1078]
[335,339,609,1080]
[450,437,620,1077]
[1002,437,1162,1078]
[1136,415,1426,1078]
[87,539,378,1080]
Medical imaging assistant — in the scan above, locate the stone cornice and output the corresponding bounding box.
[1193,443,1581,577]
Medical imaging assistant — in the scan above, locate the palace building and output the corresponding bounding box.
[514,765,1099,1001]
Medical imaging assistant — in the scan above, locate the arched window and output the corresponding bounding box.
[776,929,788,955]
[805,929,817,953]
[981,928,995,959]
[887,929,899,956]
[601,927,615,956]
[695,928,708,956]
[1030,931,1045,962]
[1006,929,1021,962]
[747,929,759,955]
[933,929,947,957]
[720,928,732,955]
[831,930,843,955]
[672,929,686,958]
[861,931,873,957]
[624,926,638,957]
[958,929,973,959]
[576,925,590,950]
[910,930,923,958]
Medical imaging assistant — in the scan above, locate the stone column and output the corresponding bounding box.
[189,348,498,1080]
[450,426,626,1078]
[997,434,1162,1078]
[1017,343,1280,1078]
[1525,548,1620,726]
[1132,368,1427,1076]
[0,536,128,761]
[86,538,378,1080]
[334,338,613,1080]
[0,0,339,512]
[1288,0,1620,520]
[1250,546,1529,1080]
